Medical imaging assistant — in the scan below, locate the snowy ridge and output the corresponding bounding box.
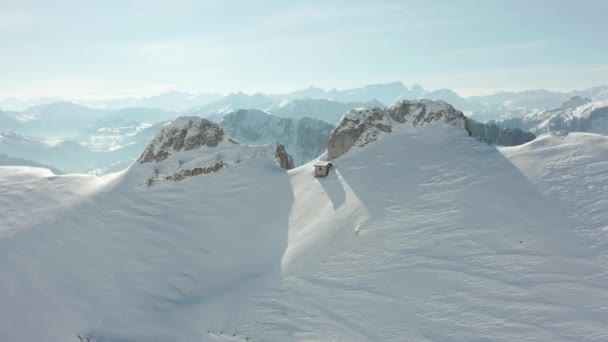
[327,99,469,159]
[133,116,292,186]
[1,114,608,341]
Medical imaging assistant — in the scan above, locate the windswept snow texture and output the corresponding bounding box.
[501,132,608,245]
[1,123,608,341]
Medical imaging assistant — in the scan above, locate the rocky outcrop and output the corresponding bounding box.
[135,116,295,186]
[138,117,226,163]
[327,107,391,159]
[327,100,470,159]
[387,99,467,127]
[275,144,294,170]
[468,119,536,146]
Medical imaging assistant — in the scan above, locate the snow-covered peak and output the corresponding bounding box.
[560,96,592,109]
[133,116,292,186]
[526,99,608,134]
[387,99,467,125]
[327,99,470,159]
[138,116,226,163]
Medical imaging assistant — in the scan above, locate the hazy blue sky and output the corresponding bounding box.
[1,0,607,99]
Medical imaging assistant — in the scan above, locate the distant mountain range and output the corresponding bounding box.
[2,82,608,174]
[493,97,608,135]
[4,82,608,122]
[219,109,334,165]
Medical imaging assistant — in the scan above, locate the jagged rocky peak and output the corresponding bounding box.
[138,116,228,163]
[387,99,467,126]
[327,100,471,159]
[134,116,293,186]
[561,96,592,109]
[327,107,391,159]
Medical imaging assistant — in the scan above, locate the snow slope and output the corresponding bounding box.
[1,118,608,341]
[500,132,608,244]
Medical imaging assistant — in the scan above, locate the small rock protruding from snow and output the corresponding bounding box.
[327,100,471,159]
[138,116,227,163]
[275,144,295,170]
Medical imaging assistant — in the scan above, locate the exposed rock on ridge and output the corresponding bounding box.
[327,100,470,159]
[135,116,294,186]
[138,116,226,163]
[327,107,391,160]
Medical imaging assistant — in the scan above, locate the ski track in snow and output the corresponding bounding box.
[1,126,608,341]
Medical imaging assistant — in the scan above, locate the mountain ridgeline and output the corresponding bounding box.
[327,100,471,159]
[219,109,334,165]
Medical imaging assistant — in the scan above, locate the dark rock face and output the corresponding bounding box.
[275,144,295,170]
[220,109,334,165]
[327,107,391,160]
[138,117,226,163]
[468,119,536,146]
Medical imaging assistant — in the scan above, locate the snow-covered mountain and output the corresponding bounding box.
[271,82,482,112]
[495,97,608,135]
[182,92,275,119]
[327,99,470,159]
[0,105,176,173]
[528,98,608,134]
[267,98,384,123]
[0,153,63,174]
[2,103,606,341]
[468,86,608,122]
[80,91,224,111]
[0,96,64,111]
[74,107,175,152]
[135,116,293,186]
[220,109,334,165]
[0,131,148,174]
[2,101,108,139]
[469,89,573,116]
